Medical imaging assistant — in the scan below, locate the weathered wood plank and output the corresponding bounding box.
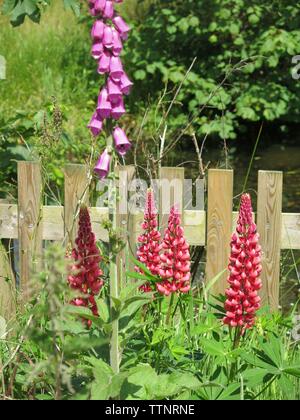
[0,204,299,250]
[206,169,234,295]
[64,164,89,247]
[0,241,16,321]
[159,167,185,231]
[281,213,300,250]
[257,171,283,311]
[18,161,43,297]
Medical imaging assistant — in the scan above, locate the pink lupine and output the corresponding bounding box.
[157,207,191,296]
[136,189,162,293]
[88,0,134,176]
[68,206,104,327]
[223,194,262,333]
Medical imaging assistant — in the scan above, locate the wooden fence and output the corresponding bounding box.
[0,162,299,320]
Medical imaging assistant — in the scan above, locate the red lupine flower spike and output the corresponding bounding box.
[136,189,162,292]
[157,206,191,296]
[68,206,104,326]
[223,194,262,334]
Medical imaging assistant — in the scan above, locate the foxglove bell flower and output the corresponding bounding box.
[88,112,103,137]
[97,87,112,118]
[94,148,111,179]
[136,189,162,292]
[223,194,262,333]
[68,206,104,327]
[113,127,132,155]
[111,97,126,120]
[157,207,191,296]
[112,15,131,40]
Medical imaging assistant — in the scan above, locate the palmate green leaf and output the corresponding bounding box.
[240,350,281,375]
[283,365,300,378]
[242,368,275,388]
[199,337,227,357]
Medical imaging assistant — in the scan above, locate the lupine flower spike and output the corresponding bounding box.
[88,0,134,178]
[157,206,191,296]
[68,206,104,328]
[136,189,161,292]
[223,194,262,334]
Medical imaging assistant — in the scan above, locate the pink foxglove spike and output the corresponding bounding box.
[110,56,124,81]
[120,72,133,95]
[113,127,132,156]
[91,20,104,40]
[112,15,131,40]
[97,87,112,118]
[87,112,103,137]
[223,194,262,333]
[107,78,123,105]
[111,97,126,120]
[94,149,111,179]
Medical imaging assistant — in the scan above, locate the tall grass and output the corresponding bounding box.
[0,2,93,136]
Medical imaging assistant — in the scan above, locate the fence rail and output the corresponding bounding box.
[1,162,300,319]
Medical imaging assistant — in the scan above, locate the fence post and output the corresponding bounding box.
[159,167,185,231]
[64,164,90,247]
[115,165,135,289]
[18,161,43,299]
[206,169,234,295]
[257,171,283,311]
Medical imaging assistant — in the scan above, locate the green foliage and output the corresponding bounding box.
[0,248,299,400]
[125,0,300,140]
[2,0,81,26]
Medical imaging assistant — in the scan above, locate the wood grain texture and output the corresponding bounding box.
[257,171,283,311]
[206,169,233,295]
[159,167,185,232]
[18,161,43,297]
[64,164,89,247]
[0,241,16,321]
